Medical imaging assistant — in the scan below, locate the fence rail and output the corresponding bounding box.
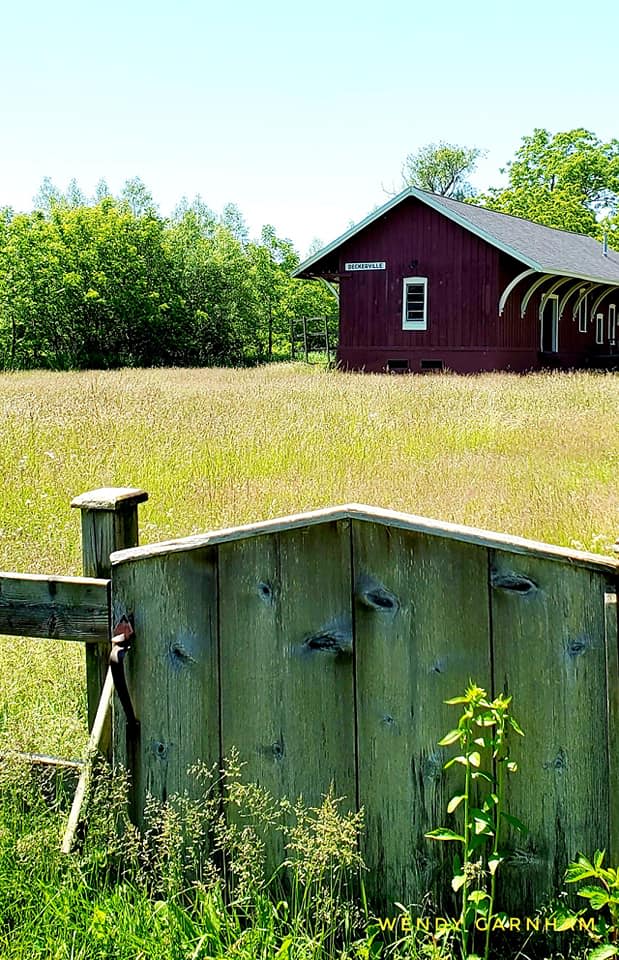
[0,488,147,784]
[0,572,110,642]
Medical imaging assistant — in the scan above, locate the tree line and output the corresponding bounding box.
[400,128,619,241]
[0,180,336,370]
[1,127,618,371]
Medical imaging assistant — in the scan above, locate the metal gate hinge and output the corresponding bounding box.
[109,616,139,732]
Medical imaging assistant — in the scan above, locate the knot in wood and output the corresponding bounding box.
[169,639,197,669]
[257,580,276,605]
[382,714,399,733]
[543,748,567,773]
[303,615,353,656]
[567,636,588,657]
[509,847,540,867]
[152,740,168,760]
[421,751,443,781]
[491,569,538,596]
[356,576,399,618]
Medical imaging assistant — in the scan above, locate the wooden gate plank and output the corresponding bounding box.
[490,551,610,909]
[111,547,219,826]
[352,521,492,910]
[218,519,355,870]
[605,587,619,862]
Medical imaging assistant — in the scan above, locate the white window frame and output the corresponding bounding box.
[608,304,616,343]
[596,313,604,344]
[540,294,559,352]
[402,277,428,331]
[578,290,588,333]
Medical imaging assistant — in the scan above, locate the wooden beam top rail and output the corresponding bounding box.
[110,504,619,576]
[0,572,110,642]
[71,487,148,512]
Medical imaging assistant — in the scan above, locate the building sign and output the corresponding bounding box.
[344,261,386,271]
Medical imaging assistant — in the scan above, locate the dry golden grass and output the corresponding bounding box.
[0,364,617,755]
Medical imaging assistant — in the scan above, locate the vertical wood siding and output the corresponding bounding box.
[338,197,500,355]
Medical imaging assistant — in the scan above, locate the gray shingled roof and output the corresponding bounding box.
[293,186,619,285]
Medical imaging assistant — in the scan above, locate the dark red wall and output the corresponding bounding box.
[337,197,500,370]
[327,196,616,373]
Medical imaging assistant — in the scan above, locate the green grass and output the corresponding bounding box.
[0,754,591,960]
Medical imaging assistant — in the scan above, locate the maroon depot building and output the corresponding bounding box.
[293,187,619,373]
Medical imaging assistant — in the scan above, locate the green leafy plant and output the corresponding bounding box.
[425,681,525,960]
[561,850,619,959]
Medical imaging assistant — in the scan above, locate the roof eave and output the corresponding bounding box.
[291,185,619,284]
[292,186,545,278]
[291,187,415,278]
[536,268,619,286]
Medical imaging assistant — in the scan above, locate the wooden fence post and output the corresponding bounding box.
[71,487,148,756]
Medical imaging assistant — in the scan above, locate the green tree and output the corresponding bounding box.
[221,202,249,245]
[0,199,186,369]
[171,195,217,236]
[120,177,158,218]
[94,179,112,202]
[400,142,483,198]
[480,128,619,240]
[0,180,338,371]
[306,237,325,257]
[66,178,86,207]
[32,177,63,216]
[248,225,298,360]
[165,214,253,365]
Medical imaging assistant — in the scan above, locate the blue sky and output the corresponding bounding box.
[1,0,618,257]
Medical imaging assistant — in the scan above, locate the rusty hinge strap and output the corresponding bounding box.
[109,616,139,731]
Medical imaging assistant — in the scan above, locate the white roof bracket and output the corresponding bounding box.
[498,268,536,316]
[573,284,604,321]
[320,278,340,303]
[521,274,554,318]
[558,280,590,320]
[590,285,618,320]
[538,277,573,320]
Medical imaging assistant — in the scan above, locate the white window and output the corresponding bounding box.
[402,277,428,330]
[608,304,616,343]
[596,313,604,344]
[578,291,588,333]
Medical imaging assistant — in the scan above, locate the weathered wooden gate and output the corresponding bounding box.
[110,504,619,912]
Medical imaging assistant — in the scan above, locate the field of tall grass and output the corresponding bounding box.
[0,364,617,958]
[1,363,617,758]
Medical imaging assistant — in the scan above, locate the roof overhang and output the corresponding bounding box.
[292,186,545,280]
[293,187,619,290]
[499,270,619,318]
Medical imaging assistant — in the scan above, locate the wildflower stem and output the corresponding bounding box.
[485,740,504,960]
[461,715,473,959]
